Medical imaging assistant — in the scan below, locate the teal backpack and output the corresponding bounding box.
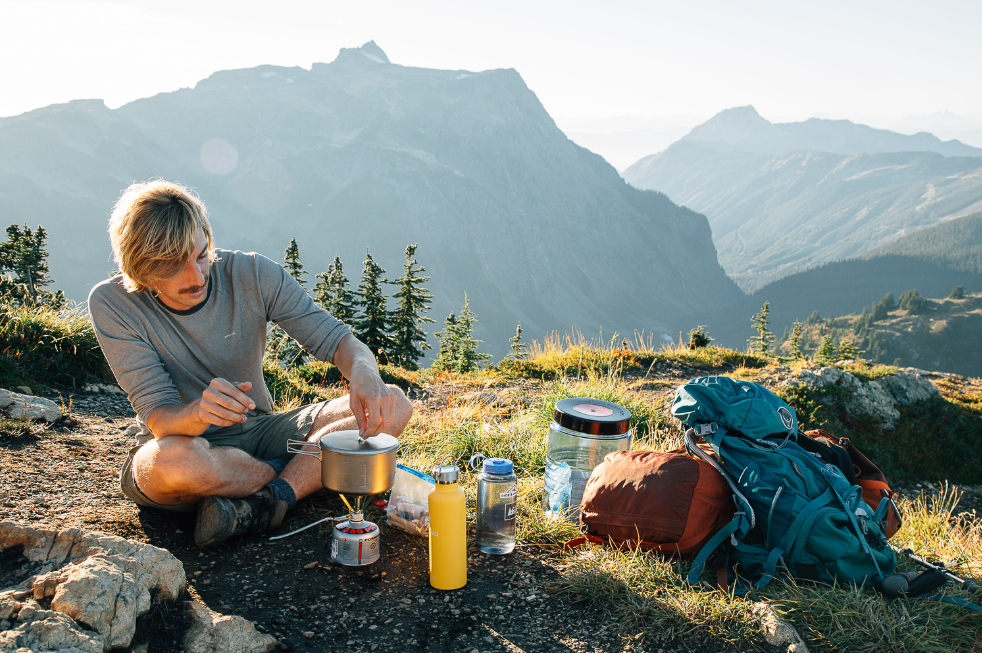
[672,376,896,590]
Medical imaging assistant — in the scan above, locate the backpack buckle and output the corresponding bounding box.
[696,422,717,436]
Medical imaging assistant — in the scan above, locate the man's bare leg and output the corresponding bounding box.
[279,386,413,502]
[133,436,276,506]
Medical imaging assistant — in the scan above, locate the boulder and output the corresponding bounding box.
[0,389,61,423]
[183,601,279,653]
[0,599,103,653]
[780,367,940,430]
[0,523,184,651]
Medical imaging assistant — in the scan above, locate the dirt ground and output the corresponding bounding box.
[1,381,980,653]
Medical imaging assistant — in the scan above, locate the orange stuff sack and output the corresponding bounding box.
[805,429,902,539]
[577,450,735,557]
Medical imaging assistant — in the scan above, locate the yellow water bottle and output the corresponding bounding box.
[429,459,467,590]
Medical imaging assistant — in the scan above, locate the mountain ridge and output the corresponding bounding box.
[0,42,740,360]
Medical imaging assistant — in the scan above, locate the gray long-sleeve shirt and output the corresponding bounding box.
[88,249,350,429]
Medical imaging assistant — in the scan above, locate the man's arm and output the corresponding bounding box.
[331,333,402,438]
[146,379,257,438]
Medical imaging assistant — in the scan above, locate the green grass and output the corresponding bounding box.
[0,303,112,388]
[552,489,982,653]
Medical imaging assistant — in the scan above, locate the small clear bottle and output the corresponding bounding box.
[471,455,518,555]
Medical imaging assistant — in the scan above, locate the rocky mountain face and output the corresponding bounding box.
[0,42,740,359]
[624,107,982,292]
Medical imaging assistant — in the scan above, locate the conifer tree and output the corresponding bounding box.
[835,336,864,362]
[0,224,61,307]
[813,334,836,366]
[313,253,357,324]
[268,237,310,367]
[433,312,460,371]
[872,293,895,321]
[789,320,804,360]
[432,296,491,373]
[508,322,527,359]
[388,244,434,370]
[687,325,712,350]
[748,301,774,355]
[452,295,490,373]
[354,249,391,361]
[282,237,307,289]
[949,285,966,300]
[898,289,927,315]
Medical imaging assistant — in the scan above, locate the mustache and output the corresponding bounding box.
[178,276,208,295]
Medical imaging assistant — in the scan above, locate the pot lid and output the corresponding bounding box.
[317,430,399,456]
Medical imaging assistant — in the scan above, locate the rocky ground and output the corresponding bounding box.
[1,370,980,653]
[0,388,724,653]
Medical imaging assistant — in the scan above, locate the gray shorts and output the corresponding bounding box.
[119,402,326,512]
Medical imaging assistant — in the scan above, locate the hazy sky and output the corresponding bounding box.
[2,0,980,128]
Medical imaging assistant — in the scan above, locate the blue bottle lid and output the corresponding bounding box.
[482,457,513,475]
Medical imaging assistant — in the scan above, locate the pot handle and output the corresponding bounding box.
[286,439,321,460]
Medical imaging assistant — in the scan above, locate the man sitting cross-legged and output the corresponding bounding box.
[88,179,412,546]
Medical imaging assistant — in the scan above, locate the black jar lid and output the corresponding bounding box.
[553,398,632,435]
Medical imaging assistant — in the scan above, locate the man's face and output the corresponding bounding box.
[153,229,211,311]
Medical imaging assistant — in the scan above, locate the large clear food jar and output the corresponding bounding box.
[542,398,632,520]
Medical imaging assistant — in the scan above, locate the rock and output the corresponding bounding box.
[0,522,185,651]
[752,602,809,653]
[780,367,939,429]
[184,601,279,653]
[0,599,104,653]
[13,386,31,396]
[82,384,125,395]
[0,389,62,423]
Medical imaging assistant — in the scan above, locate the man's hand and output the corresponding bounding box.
[147,378,256,438]
[348,368,401,438]
[333,334,401,438]
[196,379,256,427]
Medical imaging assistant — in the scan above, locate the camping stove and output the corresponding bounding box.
[331,507,381,566]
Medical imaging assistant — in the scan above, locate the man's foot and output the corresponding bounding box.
[194,487,288,547]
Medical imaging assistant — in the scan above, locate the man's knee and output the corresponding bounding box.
[386,384,413,433]
[135,436,218,497]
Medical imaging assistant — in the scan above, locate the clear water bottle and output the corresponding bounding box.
[543,398,632,520]
[470,454,517,555]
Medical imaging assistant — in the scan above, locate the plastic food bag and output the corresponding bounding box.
[386,463,435,536]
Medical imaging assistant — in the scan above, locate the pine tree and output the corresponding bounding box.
[813,334,836,366]
[0,224,62,307]
[508,322,527,359]
[432,296,491,373]
[454,296,491,373]
[433,312,460,371]
[354,249,391,361]
[835,336,864,362]
[313,253,357,323]
[388,244,434,370]
[282,237,307,289]
[268,237,310,368]
[687,325,712,349]
[898,289,927,315]
[748,301,774,355]
[949,285,966,300]
[789,320,804,360]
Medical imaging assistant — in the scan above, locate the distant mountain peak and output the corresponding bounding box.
[678,106,982,158]
[335,40,391,65]
[685,105,771,144]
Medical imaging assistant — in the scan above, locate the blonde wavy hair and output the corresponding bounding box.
[108,180,217,293]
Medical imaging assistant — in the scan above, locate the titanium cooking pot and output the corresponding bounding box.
[287,430,399,495]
